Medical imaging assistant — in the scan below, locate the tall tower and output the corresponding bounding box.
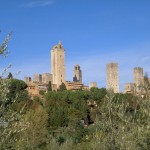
[106,62,119,93]
[24,76,32,83]
[42,73,52,84]
[51,41,66,88]
[133,67,143,86]
[73,64,82,83]
[33,74,42,83]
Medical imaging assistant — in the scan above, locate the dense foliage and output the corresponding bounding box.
[1,82,150,149]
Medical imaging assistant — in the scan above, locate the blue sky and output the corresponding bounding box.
[0,0,150,91]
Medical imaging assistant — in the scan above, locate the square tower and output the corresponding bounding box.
[106,62,119,93]
[51,41,66,88]
[133,67,143,87]
[73,64,82,83]
[33,74,42,83]
[24,76,32,83]
[42,73,52,84]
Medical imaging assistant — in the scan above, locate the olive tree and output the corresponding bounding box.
[0,32,21,149]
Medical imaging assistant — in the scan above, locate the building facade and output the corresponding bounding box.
[51,41,66,88]
[124,83,135,93]
[33,74,42,83]
[65,81,88,91]
[27,82,57,97]
[73,64,82,83]
[42,73,52,84]
[106,62,119,93]
[24,76,32,83]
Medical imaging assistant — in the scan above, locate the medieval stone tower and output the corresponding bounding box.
[51,41,66,88]
[73,64,82,83]
[133,67,143,86]
[106,62,119,93]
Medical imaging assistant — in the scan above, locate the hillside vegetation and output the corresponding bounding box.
[1,82,150,149]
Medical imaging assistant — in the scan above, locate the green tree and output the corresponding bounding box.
[90,87,107,102]
[85,91,150,149]
[0,32,18,149]
[7,72,13,79]
[47,81,52,91]
[0,32,31,149]
[0,32,12,56]
[47,100,69,127]
[14,105,48,149]
[59,82,67,91]
[72,121,88,143]
[0,32,12,113]
[7,78,28,102]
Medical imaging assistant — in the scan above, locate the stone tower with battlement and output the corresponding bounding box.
[73,64,82,83]
[124,83,135,93]
[133,67,143,87]
[51,41,66,88]
[24,76,32,83]
[106,62,119,93]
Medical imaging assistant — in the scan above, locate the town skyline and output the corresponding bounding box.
[1,0,150,91]
[24,41,148,93]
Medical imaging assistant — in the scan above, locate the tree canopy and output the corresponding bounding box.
[59,82,67,91]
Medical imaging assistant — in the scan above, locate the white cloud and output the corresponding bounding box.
[24,0,54,8]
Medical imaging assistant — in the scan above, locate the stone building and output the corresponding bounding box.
[51,41,66,89]
[124,83,135,93]
[24,76,32,83]
[27,82,57,97]
[133,67,143,86]
[73,64,82,83]
[42,73,52,84]
[106,62,119,93]
[65,81,88,91]
[33,74,42,83]
[89,82,97,89]
[27,82,39,96]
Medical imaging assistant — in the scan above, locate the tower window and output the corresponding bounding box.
[61,75,62,77]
